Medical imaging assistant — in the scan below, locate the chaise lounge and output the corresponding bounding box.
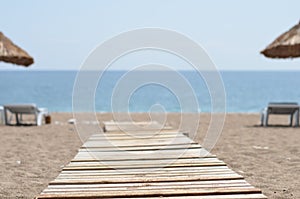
[260,102,300,127]
[3,104,49,126]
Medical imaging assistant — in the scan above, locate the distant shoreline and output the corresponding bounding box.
[2,69,300,72]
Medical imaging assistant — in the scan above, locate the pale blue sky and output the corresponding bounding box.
[0,0,299,70]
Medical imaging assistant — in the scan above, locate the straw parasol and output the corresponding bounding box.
[0,32,34,67]
[261,21,300,59]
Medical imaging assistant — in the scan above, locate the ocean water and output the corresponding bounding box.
[0,70,300,113]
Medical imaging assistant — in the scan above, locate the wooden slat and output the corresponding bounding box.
[134,195,267,199]
[43,179,251,188]
[38,187,264,198]
[79,143,203,152]
[67,157,224,165]
[91,130,181,135]
[60,165,232,174]
[38,194,267,199]
[43,183,255,193]
[50,174,244,185]
[35,121,266,199]
[103,121,174,132]
[88,134,187,141]
[57,171,237,178]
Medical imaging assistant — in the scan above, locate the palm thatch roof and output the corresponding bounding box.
[261,21,300,59]
[0,32,34,67]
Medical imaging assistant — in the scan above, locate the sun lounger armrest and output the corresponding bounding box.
[38,108,48,114]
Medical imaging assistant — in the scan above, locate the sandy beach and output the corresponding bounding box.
[0,113,299,199]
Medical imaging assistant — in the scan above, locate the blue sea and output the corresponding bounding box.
[1,70,300,113]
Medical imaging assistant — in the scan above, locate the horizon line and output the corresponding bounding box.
[1,68,300,72]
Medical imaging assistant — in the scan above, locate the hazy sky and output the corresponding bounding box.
[1,0,299,70]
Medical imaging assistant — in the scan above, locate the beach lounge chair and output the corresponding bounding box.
[260,102,300,127]
[0,106,4,125]
[3,104,49,126]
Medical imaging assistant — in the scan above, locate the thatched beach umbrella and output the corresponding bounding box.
[0,32,34,67]
[261,21,300,59]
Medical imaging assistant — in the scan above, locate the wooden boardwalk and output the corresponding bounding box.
[36,121,267,199]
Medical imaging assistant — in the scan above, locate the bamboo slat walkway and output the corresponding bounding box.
[36,121,267,199]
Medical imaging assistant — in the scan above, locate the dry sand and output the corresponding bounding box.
[0,113,299,199]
